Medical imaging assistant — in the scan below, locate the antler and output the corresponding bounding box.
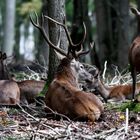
[44,15,93,58]
[44,15,86,48]
[30,12,67,57]
[30,12,92,59]
[76,42,95,58]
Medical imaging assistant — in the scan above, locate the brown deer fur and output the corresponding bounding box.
[0,80,20,104]
[86,72,140,102]
[17,80,45,104]
[45,58,104,121]
[129,8,140,99]
[30,13,104,122]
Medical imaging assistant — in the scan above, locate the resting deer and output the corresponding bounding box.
[85,69,140,102]
[0,51,20,105]
[17,80,45,104]
[0,80,20,105]
[129,7,140,100]
[30,13,104,122]
[0,51,11,80]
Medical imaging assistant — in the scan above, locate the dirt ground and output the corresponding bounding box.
[0,102,140,140]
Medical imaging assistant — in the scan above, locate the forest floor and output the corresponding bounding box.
[3,63,140,139]
[0,102,140,140]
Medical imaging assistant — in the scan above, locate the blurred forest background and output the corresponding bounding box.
[0,0,139,78]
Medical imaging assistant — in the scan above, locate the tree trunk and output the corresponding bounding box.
[2,0,16,56]
[115,0,130,68]
[47,0,67,83]
[71,0,99,65]
[36,0,49,66]
[95,0,130,70]
[95,0,113,70]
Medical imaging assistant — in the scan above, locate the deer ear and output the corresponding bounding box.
[2,53,7,60]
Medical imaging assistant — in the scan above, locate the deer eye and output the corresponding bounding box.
[80,65,84,69]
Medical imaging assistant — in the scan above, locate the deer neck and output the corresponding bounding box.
[97,79,110,99]
[56,64,79,87]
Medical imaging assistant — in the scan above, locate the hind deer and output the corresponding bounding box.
[0,52,20,105]
[17,80,45,104]
[129,7,140,100]
[0,80,20,105]
[85,68,140,102]
[30,13,104,122]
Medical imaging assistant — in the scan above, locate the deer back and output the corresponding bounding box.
[17,80,45,104]
[0,80,20,105]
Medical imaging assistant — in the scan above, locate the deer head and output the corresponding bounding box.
[0,51,10,80]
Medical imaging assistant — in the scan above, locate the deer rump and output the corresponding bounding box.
[0,80,20,105]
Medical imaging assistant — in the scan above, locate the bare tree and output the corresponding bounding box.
[2,0,16,56]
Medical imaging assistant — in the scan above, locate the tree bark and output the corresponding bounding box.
[36,0,49,66]
[115,0,130,68]
[95,0,112,70]
[95,0,130,70]
[47,0,67,83]
[2,0,16,56]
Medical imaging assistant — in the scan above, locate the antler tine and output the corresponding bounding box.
[44,15,86,48]
[76,42,94,58]
[30,12,67,57]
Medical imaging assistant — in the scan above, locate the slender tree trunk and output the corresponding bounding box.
[47,0,67,83]
[95,0,113,70]
[71,0,100,67]
[115,0,130,68]
[95,0,130,70]
[2,0,16,56]
[36,0,49,66]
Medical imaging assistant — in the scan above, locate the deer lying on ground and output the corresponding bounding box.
[17,80,45,104]
[85,68,140,102]
[0,51,11,80]
[129,7,140,100]
[0,80,20,105]
[0,52,20,105]
[30,13,104,122]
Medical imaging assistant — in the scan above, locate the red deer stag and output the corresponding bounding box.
[129,7,140,100]
[86,69,140,102]
[30,13,104,122]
